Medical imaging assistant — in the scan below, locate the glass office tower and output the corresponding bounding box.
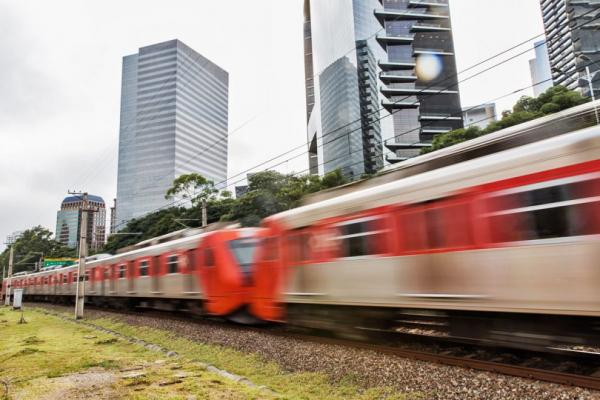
[540,0,600,97]
[116,39,229,229]
[304,0,463,178]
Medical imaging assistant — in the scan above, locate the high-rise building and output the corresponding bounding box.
[376,0,463,163]
[109,198,117,234]
[462,103,497,130]
[529,40,553,97]
[540,0,600,96]
[116,39,229,229]
[55,195,106,250]
[303,0,463,179]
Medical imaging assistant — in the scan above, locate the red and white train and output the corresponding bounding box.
[4,102,600,346]
[4,227,260,321]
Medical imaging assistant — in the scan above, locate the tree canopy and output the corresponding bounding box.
[422,85,588,154]
[103,169,347,253]
[0,226,75,279]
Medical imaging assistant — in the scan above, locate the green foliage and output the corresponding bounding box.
[422,85,588,154]
[0,226,75,278]
[103,170,347,253]
[164,173,217,206]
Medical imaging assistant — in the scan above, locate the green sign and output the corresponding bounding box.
[43,258,77,268]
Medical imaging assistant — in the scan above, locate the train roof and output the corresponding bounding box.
[270,125,600,229]
[303,100,600,205]
[13,226,260,279]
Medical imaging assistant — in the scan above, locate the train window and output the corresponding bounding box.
[167,255,178,274]
[334,217,386,258]
[204,248,215,267]
[229,238,259,276]
[84,272,89,282]
[262,237,279,261]
[63,274,67,284]
[119,264,126,279]
[487,175,600,242]
[287,232,311,262]
[186,250,196,272]
[139,261,149,276]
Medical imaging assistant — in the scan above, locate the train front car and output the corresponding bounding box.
[252,124,600,348]
[200,228,263,322]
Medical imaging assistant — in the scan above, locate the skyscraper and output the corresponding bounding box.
[303,0,463,179]
[540,0,600,96]
[116,40,229,229]
[55,195,106,250]
[376,0,463,162]
[529,40,553,97]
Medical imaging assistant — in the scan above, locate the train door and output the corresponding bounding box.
[101,266,108,296]
[109,265,116,293]
[185,249,198,293]
[127,261,135,293]
[152,256,160,293]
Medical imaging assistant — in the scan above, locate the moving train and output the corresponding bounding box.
[4,227,261,321]
[4,102,600,346]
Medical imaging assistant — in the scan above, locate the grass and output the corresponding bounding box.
[0,306,271,399]
[2,306,420,399]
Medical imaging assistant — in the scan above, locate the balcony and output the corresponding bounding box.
[381,86,459,95]
[421,127,452,134]
[378,60,416,70]
[385,142,432,151]
[408,0,449,8]
[413,48,455,56]
[386,154,409,164]
[376,34,415,46]
[411,23,450,32]
[379,73,418,83]
[374,9,449,24]
[419,114,462,121]
[382,99,420,111]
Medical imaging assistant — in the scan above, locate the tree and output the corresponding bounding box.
[0,226,75,279]
[165,173,217,207]
[422,85,588,154]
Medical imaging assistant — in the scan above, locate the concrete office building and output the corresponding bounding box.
[116,39,229,229]
[462,103,497,130]
[55,195,106,250]
[529,40,554,97]
[303,0,463,178]
[540,0,600,96]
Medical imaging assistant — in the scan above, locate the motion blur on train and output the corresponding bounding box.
[5,101,600,348]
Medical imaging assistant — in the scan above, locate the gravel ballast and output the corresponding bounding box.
[31,304,600,400]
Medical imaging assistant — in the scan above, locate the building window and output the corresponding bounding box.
[167,255,178,274]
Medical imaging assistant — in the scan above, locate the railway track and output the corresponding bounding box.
[28,302,600,392]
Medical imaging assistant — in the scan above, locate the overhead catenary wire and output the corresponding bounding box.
[107,8,600,232]
[109,72,562,233]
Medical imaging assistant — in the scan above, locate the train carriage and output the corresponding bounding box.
[250,125,600,346]
[9,227,262,319]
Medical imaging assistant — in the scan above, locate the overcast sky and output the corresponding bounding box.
[0,0,544,251]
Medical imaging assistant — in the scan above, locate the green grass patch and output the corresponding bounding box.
[0,306,273,399]
[53,311,420,399]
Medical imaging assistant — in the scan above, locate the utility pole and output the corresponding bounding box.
[201,199,207,228]
[70,191,96,319]
[3,246,14,306]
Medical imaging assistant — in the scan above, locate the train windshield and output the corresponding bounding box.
[228,238,260,278]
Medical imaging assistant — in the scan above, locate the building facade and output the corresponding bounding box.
[529,40,554,97]
[303,0,463,179]
[540,0,600,96]
[116,39,229,229]
[462,103,497,130]
[55,195,106,250]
